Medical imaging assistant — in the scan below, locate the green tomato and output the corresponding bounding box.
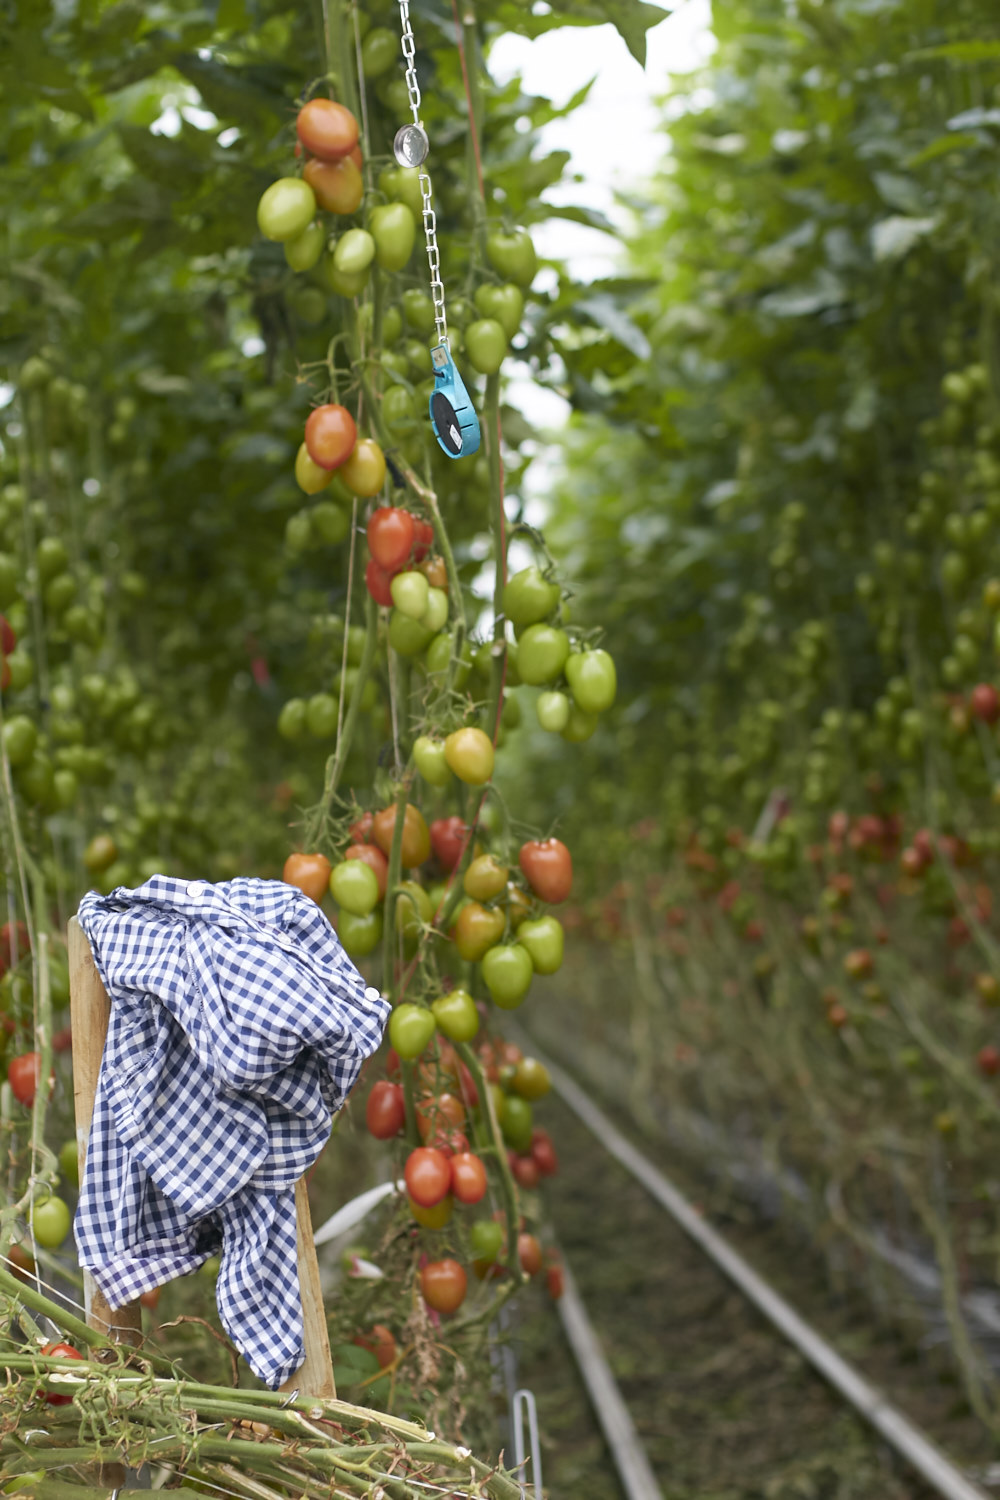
[334,228,376,275]
[561,705,599,743]
[2,715,37,768]
[391,569,430,620]
[517,915,564,975]
[17,752,55,808]
[474,283,524,340]
[536,690,570,733]
[37,537,69,582]
[404,339,433,378]
[382,349,411,384]
[58,1138,79,1187]
[383,384,416,431]
[370,202,416,272]
[361,25,397,76]
[284,221,325,272]
[500,1094,533,1153]
[53,768,78,809]
[501,692,521,729]
[379,165,423,219]
[421,587,448,633]
[414,735,452,787]
[334,667,377,713]
[517,624,570,686]
[338,906,383,957]
[465,319,507,376]
[325,257,370,298]
[291,285,328,325]
[486,228,537,287]
[6,647,32,692]
[311,500,351,546]
[0,553,20,607]
[258,177,317,243]
[286,512,313,553]
[389,609,435,657]
[31,1194,71,1250]
[425,632,473,686]
[403,289,435,335]
[481,943,533,1009]
[330,859,380,916]
[431,987,479,1042]
[566,649,616,713]
[307,692,338,737]
[389,1002,436,1060]
[346,624,368,666]
[503,566,560,629]
[469,1218,504,1262]
[396,881,432,941]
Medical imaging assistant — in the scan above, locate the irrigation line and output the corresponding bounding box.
[510,1025,990,1500]
[553,1257,663,1500]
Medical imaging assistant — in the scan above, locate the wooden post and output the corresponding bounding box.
[68,915,336,1399]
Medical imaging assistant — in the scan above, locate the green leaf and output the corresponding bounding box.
[907,40,1000,64]
[576,295,651,359]
[542,204,618,235]
[870,215,937,262]
[907,133,983,166]
[593,0,670,66]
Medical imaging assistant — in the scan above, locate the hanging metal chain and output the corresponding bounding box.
[395,0,448,348]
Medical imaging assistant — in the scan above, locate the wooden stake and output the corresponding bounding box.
[68,915,336,1398]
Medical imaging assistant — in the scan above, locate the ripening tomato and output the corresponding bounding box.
[531,1128,559,1177]
[389,1003,436,1060]
[329,859,380,916]
[344,842,388,899]
[546,1263,565,1300]
[41,1340,83,1406]
[444,727,495,785]
[417,1091,466,1139]
[464,854,508,902]
[283,851,333,905]
[353,1323,397,1370]
[366,559,395,606]
[481,944,533,1008]
[453,903,505,962]
[513,1058,552,1101]
[366,1080,406,1139]
[411,517,434,562]
[431,988,480,1042]
[512,1153,540,1189]
[565,649,616,714]
[349,812,374,843]
[517,916,564,975]
[430,815,469,870]
[519,839,573,904]
[420,555,448,591]
[410,1194,454,1229]
[373,803,430,867]
[295,440,334,495]
[405,1146,452,1207]
[518,1232,543,1277]
[9,1051,42,1107]
[367,508,416,572]
[341,438,387,499]
[303,155,364,215]
[421,1257,467,1314]
[257,178,317,242]
[139,1286,161,1310]
[297,98,359,161]
[304,404,357,471]
[450,1152,487,1204]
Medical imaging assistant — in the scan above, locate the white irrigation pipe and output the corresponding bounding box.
[512,1028,990,1500]
[554,1258,664,1500]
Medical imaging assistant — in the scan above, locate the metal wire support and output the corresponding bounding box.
[394,0,448,349]
[511,1389,543,1499]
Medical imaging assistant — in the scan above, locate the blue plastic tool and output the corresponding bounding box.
[429,344,481,459]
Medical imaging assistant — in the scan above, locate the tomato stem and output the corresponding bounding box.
[455,1042,523,1281]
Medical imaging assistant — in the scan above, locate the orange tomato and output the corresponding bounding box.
[283,851,333,904]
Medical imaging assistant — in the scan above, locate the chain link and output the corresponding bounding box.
[397,1,448,347]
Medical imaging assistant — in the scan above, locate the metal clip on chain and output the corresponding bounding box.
[393,0,481,459]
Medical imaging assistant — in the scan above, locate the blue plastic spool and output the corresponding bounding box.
[429,344,481,459]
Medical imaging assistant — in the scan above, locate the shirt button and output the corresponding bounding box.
[186,881,208,898]
[365,986,381,1003]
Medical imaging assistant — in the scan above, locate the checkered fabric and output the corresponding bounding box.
[75,874,389,1388]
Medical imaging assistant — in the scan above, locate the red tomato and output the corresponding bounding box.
[41,1341,83,1405]
[8,1242,35,1283]
[367,507,415,572]
[366,1081,405,1139]
[9,1051,41,1107]
[978,1045,1000,1077]
[412,517,434,562]
[366,559,396,606]
[0,616,16,656]
[353,1323,397,1369]
[512,1153,540,1189]
[52,1026,73,1054]
[450,1152,487,1204]
[546,1263,565,1300]
[349,812,374,843]
[345,842,389,898]
[139,1286,161,1310]
[531,1128,559,1177]
[305,404,357,471]
[404,1146,452,1207]
[518,1232,543,1276]
[416,1091,466,1139]
[0,920,28,973]
[421,1123,469,1156]
[430,815,469,871]
[421,1258,467,1314]
[519,839,573,904]
[296,98,359,161]
[283,851,333,905]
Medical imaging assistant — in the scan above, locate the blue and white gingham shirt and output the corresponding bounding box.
[75,875,389,1388]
